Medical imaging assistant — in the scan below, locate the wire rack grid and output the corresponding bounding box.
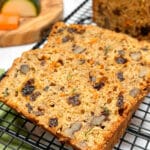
[0,0,150,149]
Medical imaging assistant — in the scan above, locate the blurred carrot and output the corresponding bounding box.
[0,13,19,30]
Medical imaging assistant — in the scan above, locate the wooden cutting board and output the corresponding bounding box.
[0,0,63,47]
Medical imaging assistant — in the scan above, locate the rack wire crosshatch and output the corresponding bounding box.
[0,0,150,149]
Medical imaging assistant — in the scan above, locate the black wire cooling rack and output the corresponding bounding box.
[0,0,150,149]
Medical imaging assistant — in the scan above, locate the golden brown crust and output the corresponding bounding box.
[1,22,150,150]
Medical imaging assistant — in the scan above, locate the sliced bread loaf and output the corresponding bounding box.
[0,22,150,150]
[93,0,150,41]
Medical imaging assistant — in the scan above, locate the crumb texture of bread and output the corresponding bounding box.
[93,0,150,41]
[0,22,150,150]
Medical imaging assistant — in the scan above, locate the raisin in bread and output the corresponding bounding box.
[93,0,150,41]
[0,22,150,150]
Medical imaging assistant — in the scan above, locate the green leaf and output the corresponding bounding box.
[0,68,5,76]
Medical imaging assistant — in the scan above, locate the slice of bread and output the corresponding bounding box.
[0,22,150,150]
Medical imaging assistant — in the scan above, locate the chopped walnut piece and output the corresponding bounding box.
[116,93,124,116]
[90,115,106,126]
[30,91,41,101]
[139,68,147,78]
[115,56,128,64]
[20,64,30,74]
[129,88,140,98]
[116,93,124,108]
[130,51,142,61]
[25,103,33,113]
[116,72,124,81]
[118,50,125,56]
[72,45,86,54]
[67,94,81,106]
[49,118,58,127]
[33,110,44,116]
[64,122,82,138]
[67,27,85,34]
[62,35,74,43]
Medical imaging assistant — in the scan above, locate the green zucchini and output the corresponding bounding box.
[0,0,40,17]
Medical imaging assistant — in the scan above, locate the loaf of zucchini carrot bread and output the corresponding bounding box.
[0,22,150,150]
[93,0,150,41]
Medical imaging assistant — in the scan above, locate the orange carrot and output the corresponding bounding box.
[0,13,19,30]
